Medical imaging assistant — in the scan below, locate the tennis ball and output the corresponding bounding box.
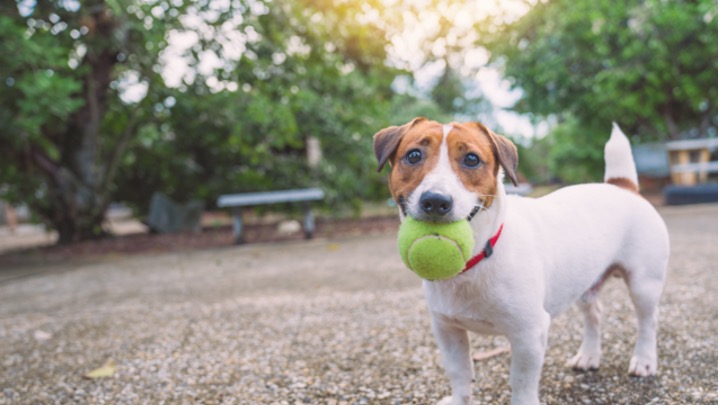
[398,217,475,281]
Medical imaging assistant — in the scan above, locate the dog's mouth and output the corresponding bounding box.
[397,196,408,217]
[466,205,481,221]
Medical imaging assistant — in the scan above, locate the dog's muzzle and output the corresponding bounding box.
[398,196,481,224]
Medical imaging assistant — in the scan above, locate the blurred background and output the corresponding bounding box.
[0,0,717,252]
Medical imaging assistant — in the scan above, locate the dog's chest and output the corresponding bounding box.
[452,315,501,335]
[423,280,506,335]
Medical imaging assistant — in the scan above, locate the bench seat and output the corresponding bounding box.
[217,188,325,244]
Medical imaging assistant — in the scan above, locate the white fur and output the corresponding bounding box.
[405,124,479,222]
[406,124,670,405]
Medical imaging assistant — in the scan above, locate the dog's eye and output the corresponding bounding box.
[406,149,422,164]
[463,153,481,168]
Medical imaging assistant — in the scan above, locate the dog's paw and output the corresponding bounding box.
[628,355,657,377]
[566,352,601,371]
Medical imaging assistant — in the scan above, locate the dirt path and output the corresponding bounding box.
[0,205,716,404]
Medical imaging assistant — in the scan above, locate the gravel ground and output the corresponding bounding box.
[0,204,716,405]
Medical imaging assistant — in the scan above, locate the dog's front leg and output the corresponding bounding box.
[507,311,550,405]
[431,314,474,405]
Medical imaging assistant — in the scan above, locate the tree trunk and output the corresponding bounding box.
[54,209,107,244]
[48,172,110,244]
[662,104,681,140]
[2,1,142,245]
[29,146,110,244]
[39,3,120,244]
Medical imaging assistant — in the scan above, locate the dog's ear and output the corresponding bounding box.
[373,117,426,172]
[474,122,519,186]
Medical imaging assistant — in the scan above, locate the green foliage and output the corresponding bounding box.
[486,0,718,137]
[546,117,606,184]
[113,0,402,217]
[482,0,718,182]
[388,94,453,124]
[431,67,466,114]
[6,0,641,244]
[0,11,81,147]
[430,66,491,120]
[1,0,423,242]
[0,0,190,242]
[513,136,552,184]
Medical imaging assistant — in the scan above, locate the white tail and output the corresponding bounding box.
[604,123,639,191]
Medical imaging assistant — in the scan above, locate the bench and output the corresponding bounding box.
[217,188,325,244]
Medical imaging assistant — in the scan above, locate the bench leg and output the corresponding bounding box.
[699,148,711,183]
[303,204,315,240]
[232,209,244,244]
[677,150,696,185]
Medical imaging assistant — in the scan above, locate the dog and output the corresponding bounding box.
[373,118,670,405]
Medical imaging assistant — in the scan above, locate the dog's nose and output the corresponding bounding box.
[419,191,453,217]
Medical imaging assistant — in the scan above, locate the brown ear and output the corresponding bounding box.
[474,123,519,186]
[373,117,426,172]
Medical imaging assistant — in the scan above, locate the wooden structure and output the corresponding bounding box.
[666,138,718,186]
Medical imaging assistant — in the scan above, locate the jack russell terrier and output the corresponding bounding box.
[373,118,669,405]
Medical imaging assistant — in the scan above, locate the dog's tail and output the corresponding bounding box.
[603,122,639,193]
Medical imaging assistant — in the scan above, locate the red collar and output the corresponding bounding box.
[461,224,504,273]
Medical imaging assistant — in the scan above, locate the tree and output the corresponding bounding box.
[480,0,718,181]
[430,64,492,120]
[0,0,184,243]
[485,0,717,139]
[113,0,404,216]
[4,0,514,243]
[0,0,414,241]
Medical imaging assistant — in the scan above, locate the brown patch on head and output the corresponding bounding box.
[387,120,445,204]
[441,122,519,208]
[606,177,640,194]
[373,117,427,172]
[373,118,520,210]
[373,118,444,203]
[472,122,519,186]
[445,123,502,207]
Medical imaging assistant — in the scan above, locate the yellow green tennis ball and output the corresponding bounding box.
[398,217,475,280]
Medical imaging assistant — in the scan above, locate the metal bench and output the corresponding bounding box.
[217,188,325,244]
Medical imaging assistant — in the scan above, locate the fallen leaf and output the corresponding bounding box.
[83,359,116,379]
[472,346,511,361]
[33,330,52,342]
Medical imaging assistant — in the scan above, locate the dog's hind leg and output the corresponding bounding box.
[624,270,665,377]
[566,289,603,371]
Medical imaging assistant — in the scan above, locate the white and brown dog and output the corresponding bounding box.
[373,118,669,405]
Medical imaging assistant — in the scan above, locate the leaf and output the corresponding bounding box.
[83,359,116,379]
[33,330,52,342]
